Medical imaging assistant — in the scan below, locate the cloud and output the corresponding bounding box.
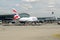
[48,0,55,5]
[0,7,3,10]
[48,5,55,8]
[15,3,33,10]
[0,7,6,10]
[48,0,55,2]
[16,4,20,7]
[21,4,32,10]
[0,7,10,14]
[22,0,39,2]
[22,4,32,8]
[48,2,55,4]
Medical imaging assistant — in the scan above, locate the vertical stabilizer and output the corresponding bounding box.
[12,8,20,20]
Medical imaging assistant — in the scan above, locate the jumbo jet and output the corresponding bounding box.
[12,8,39,24]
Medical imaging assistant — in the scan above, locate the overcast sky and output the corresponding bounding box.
[0,0,60,17]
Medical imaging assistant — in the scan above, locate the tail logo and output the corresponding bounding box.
[12,8,20,20]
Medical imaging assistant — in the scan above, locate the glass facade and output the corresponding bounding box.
[0,13,30,20]
[19,13,30,18]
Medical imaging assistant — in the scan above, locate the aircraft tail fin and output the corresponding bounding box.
[12,8,20,20]
[12,8,17,14]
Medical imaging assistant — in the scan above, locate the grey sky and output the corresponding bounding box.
[0,0,60,17]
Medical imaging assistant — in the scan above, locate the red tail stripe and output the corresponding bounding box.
[13,10,17,13]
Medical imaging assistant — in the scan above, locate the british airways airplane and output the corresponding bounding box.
[12,8,39,24]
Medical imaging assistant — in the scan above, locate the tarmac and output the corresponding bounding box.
[0,23,60,40]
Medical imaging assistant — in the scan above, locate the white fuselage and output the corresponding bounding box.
[19,17,38,22]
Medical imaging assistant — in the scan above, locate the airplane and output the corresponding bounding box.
[12,8,39,24]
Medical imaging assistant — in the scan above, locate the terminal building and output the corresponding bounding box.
[37,17,56,23]
[0,13,30,23]
[0,13,57,23]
